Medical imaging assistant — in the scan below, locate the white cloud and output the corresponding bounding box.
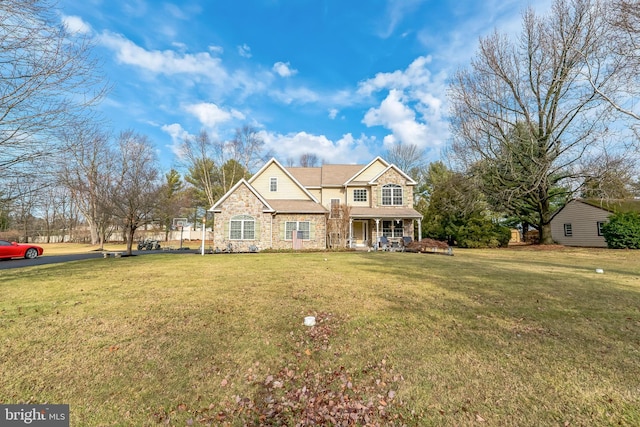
[238,43,252,58]
[164,3,188,20]
[363,89,433,149]
[62,15,92,34]
[328,108,338,120]
[357,55,433,96]
[260,131,373,164]
[273,61,298,78]
[378,0,425,38]
[270,87,320,105]
[161,123,192,158]
[99,31,229,79]
[184,102,245,128]
[208,45,224,54]
[358,56,448,151]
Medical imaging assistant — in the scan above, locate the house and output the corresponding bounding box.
[550,199,640,247]
[209,157,423,251]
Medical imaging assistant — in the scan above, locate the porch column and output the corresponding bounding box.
[375,218,380,250]
[418,218,422,241]
[349,218,353,249]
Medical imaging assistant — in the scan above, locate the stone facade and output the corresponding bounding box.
[370,168,414,208]
[212,184,272,252]
[213,183,327,251]
[210,158,423,251]
[270,213,327,250]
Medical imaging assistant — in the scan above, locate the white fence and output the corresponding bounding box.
[29,228,209,244]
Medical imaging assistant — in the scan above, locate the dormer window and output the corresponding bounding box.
[270,177,278,192]
[381,184,403,206]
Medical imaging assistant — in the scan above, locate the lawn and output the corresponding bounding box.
[1,247,639,426]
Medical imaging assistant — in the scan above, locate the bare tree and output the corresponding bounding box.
[182,125,269,208]
[384,142,426,176]
[448,0,634,244]
[157,169,189,241]
[182,130,218,207]
[59,125,115,247]
[299,153,320,167]
[229,125,272,173]
[111,131,162,255]
[326,205,352,248]
[587,0,640,125]
[0,0,107,189]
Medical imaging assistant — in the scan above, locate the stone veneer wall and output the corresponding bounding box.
[213,185,272,252]
[370,169,414,208]
[368,169,416,243]
[270,213,327,250]
[213,185,328,251]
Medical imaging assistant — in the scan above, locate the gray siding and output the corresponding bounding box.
[550,200,610,247]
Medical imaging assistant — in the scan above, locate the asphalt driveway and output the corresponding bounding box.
[0,249,200,271]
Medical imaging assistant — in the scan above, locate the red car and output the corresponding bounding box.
[0,240,44,259]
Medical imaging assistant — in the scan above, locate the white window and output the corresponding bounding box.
[330,199,341,218]
[230,215,255,240]
[353,189,367,202]
[381,184,403,206]
[270,177,278,192]
[382,220,404,238]
[564,223,573,237]
[285,221,310,240]
[597,221,605,236]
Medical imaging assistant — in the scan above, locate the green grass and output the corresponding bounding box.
[1,248,639,426]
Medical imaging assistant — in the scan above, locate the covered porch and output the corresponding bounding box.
[348,207,423,250]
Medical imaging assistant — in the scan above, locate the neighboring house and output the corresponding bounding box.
[209,157,423,251]
[550,199,640,247]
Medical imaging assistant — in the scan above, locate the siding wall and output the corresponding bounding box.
[251,163,309,200]
[351,159,387,182]
[348,187,371,208]
[322,188,346,209]
[550,200,610,247]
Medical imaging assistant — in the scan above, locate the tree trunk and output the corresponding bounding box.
[539,222,554,245]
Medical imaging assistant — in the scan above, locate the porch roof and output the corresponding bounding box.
[266,199,328,214]
[350,207,423,219]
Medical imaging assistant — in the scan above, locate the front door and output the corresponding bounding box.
[352,220,368,247]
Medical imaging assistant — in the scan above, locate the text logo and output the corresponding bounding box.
[0,405,69,426]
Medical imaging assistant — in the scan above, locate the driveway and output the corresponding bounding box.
[0,249,200,271]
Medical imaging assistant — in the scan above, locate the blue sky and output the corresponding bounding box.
[57,0,551,170]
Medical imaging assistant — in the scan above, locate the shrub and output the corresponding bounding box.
[454,217,511,248]
[602,211,640,249]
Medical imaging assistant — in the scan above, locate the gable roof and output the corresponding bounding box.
[249,158,319,203]
[580,198,640,213]
[550,198,640,220]
[266,199,328,213]
[344,156,389,185]
[209,179,274,213]
[368,164,417,186]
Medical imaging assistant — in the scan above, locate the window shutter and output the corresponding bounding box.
[254,221,260,239]
[224,221,229,239]
[310,222,316,240]
[280,221,286,240]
